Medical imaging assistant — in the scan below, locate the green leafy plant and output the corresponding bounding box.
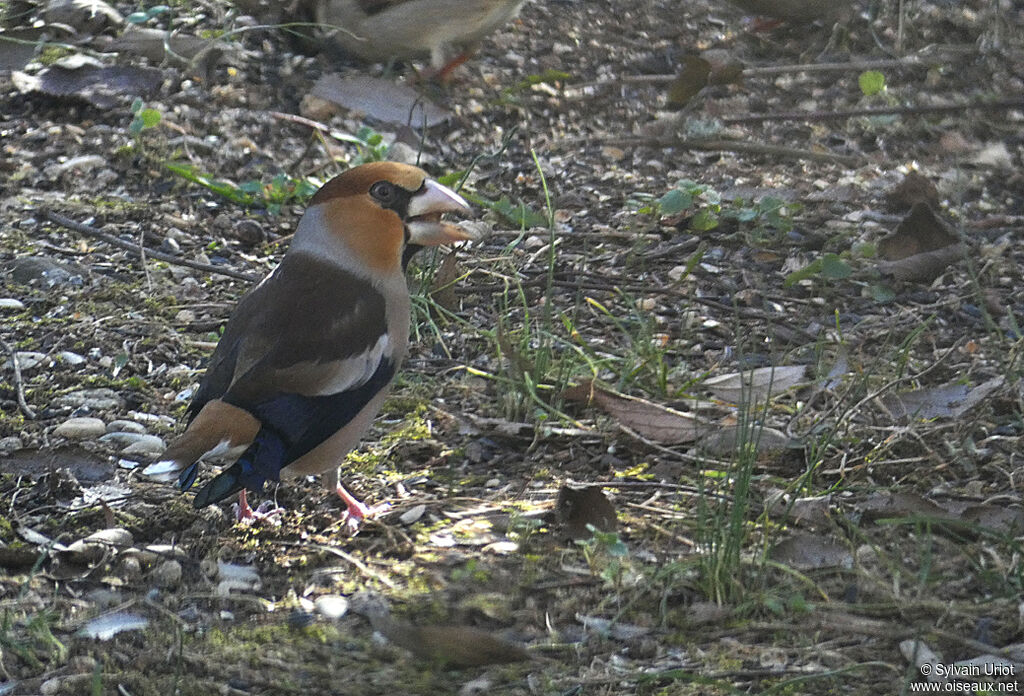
[783,252,853,287]
[165,163,318,213]
[576,525,631,588]
[437,171,548,229]
[128,98,161,136]
[858,70,886,96]
[126,4,170,24]
[650,180,801,241]
[502,68,572,99]
[331,125,390,164]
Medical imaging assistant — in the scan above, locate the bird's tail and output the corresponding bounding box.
[142,399,260,490]
[191,430,287,508]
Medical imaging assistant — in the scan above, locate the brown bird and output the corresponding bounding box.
[316,0,526,78]
[144,162,474,526]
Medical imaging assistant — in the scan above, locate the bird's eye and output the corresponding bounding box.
[369,181,396,203]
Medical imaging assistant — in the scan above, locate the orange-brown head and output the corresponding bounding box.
[300,162,474,275]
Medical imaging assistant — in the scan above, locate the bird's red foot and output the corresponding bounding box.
[336,482,389,534]
[232,489,282,525]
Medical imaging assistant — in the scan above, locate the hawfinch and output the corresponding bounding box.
[144,162,474,525]
[316,0,526,78]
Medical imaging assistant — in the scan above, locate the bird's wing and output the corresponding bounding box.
[174,252,396,502]
[197,252,389,410]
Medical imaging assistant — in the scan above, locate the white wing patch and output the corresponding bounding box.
[142,438,246,481]
[308,333,390,396]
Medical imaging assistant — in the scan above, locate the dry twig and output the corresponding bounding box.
[41,209,259,283]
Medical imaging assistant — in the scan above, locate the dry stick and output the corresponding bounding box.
[721,98,1024,125]
[585,135,862,165]
[579,56,934,89]
[40,209,258,283]
[1,340,37,419]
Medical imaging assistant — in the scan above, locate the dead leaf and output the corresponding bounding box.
[857,492,949,524]
[856,492,1020,537]
[42,0,123,33]
[884,172,939,213]
[698,424,792,456]
[703,365,808,403]
[877,376,1003,420]
[666,56,711,109]
[105,26,212,62]
[971,142,1013,169]
[563,380,702,444]
[556,484,617,540]
[577,614,651,640]
[877,202,957,261]
[104,26,222,79]
[12,56,162,109]
[876,243,966,282]
[429,251,461,312]
[0,28,44,71]
[376,621,529,667]
[769,533,852,570]
[959,504,1024,535]
[311,74,451,127]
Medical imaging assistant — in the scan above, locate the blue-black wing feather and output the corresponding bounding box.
[190,358,396,508]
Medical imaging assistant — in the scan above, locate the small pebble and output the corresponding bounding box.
[399,504,426,525]
[57,351,87,365]
[5,351,49,371]
[53,417,106,440]
[106,420,147,434]
[160,237,181,255]
[52,388,125,411]
[152,560,182,589]
[178,276,204,299]
[121,435,166,456]
[0,436,23,454]
[121,556,142,579]
[231,219,265,246]
[0,298,26,311]
[314,595,349,621]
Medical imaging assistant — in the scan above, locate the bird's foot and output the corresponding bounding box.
[233,489,283,525]
[336,483,389,534]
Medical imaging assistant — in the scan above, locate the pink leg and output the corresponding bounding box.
[232,489,281,524]
[336,481,389,533]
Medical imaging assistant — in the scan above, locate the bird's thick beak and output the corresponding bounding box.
[406,179,476,246]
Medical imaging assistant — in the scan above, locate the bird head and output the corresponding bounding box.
[304,162,474,274]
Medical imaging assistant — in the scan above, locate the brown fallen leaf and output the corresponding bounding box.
[876,243,965,283]
[885,172,939,213]
[311,74,451,127]
[12,57,162,109]
[703,365,808,404]
[429,251,461,313]
[857,491,1023,538]
[877,376,1003,420]
[563,380,702,444]
[556,483,617,540]
[667,52,744,110]
[351,594,530,668]
[769,532,852,570]
[666,56,711,109]
[877,202,958,261]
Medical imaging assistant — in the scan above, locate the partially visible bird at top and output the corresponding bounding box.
[143,162,475,528]
[316,0,527,79]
